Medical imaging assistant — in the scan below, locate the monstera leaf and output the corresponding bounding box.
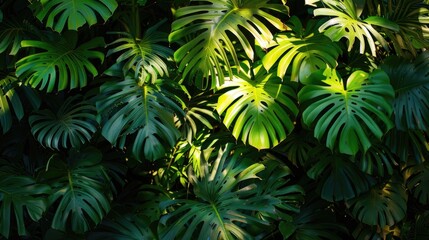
[97,76,183,161]
[88,212,156,240]
[0,73,24,134]
[170,0,288,88]
[107,19,173,83]
[355,143,397,177]
[314,0,398,56]
[370,0,429,57]
[0,173,50,238]
[298,67,394,155]
[346,177,407,227]
[263,16,342,81]
[16,32,104,92]
[279,198,348,240]
[0,19,40,55]
[217,62,298,150]
[307,148,374,202]
[40,147,111,233]
[29,95,97,150]
[160,144,301,239]
[30,0,118,32]
[382,52,429,131]
[404,161,429,205]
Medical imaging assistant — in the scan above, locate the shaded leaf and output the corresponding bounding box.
[29,95,97,150]
[160,144,300,239]
[16,32,104,92]
[404,161,429,205]
[40,147,111,233]
[346,177,408,227]
[381,52,429,131]
[97,76,183,161]
[0,174,50,238]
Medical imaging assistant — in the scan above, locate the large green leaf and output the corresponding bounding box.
[16,32,104,92]
[217,62,298,150]
[381,52,429,131]
[0,173,50,238]
[404,161,429,205]
[97,76,183,161]
[263,16,342,81]
[29,95,97,150]
[355,143,397,177]
[30,0,118,32]
[314,0,395,56]
[307,148,374,202]
[346,177,407,227]
[107,19,173,83]
[279,198,348,240]
[368,0,429,57]
[0,73,24,134]
[0,19,40,55]
[170,0,288,89]
[160,144,301,239]
[298,67,394,155]
[39,147,111,233]
[88,212,156,240]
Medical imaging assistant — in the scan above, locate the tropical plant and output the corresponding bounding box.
[0,0,429,239]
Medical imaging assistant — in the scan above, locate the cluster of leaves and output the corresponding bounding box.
[1,0,429,239]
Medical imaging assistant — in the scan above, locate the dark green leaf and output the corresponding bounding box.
[346,177,407,226]
[97,76,183,161]
[29,95,97,150]
[16,33,105,92]
[0,174,50,238]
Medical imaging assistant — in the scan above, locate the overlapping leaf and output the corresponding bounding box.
[40,147,111,233]
[0,173,50,239]
[346,177,408,227]
[160,144,301,239]
[382,52,429,131]
[217,62,298,150]
[107,20,173,83]
[307,149,375,202]
[404,162,429,205]
[97,76,183,161]
[0,20,40,55]
[263,16,342,81]
[299,67,394,155]
[170,0,288,89]
[30,0,118,32]
[16,32,104,92]
[314,0,398,56]
[29,95,97,150]
[0,73,24,134]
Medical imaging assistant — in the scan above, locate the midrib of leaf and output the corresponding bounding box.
[35,49,75,79]
[67,170,76,202]
[211,202,231,240]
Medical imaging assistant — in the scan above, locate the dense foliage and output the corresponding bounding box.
[1,0,429,239]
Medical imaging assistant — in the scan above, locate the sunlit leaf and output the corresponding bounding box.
[299,67,394,155]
